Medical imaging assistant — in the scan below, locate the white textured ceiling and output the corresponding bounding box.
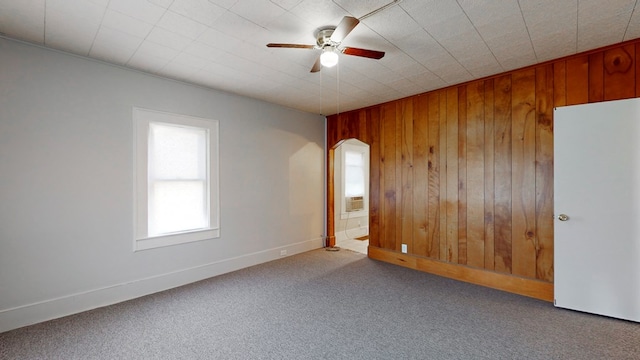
[1,0,639,115]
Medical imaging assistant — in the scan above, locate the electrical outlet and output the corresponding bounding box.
[280,250,287,256]
[401,244,407,253]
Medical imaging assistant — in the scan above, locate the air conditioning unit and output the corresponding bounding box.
[345,196,364,212]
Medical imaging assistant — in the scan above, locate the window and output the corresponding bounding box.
[134,108,219,251]
[341,143,368,219]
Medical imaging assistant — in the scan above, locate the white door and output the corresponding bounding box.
[554,98,640,323]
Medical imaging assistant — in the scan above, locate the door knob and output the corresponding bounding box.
[557,214,569,221]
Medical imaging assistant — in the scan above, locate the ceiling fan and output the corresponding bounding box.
[266,16,385,73]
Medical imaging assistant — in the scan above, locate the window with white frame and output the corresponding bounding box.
[341,143,368,219]
[134,108,219,251]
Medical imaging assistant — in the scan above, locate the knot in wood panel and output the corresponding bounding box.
[537,114,552,127]
[384,190,396,199]
[604,48,632,75]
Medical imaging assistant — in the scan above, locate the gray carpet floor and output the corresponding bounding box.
[1,248,639,359]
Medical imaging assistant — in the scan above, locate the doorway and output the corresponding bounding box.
[332,139,370,254]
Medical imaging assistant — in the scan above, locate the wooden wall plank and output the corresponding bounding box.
[427,92,441,258]
[398,100,412,252]
[439,90,448,262]
[368,107,381,248]
[336,114,345,146]
[346,112,358,139]
[553,61,567,107]
[381,102,397,250]
[394,105,403,251]
[343,112,352,139]
[511,69,537,278]
[604,44,636,101]
[465,81,486,268]
[445,88,459,263]
[535,65,555,282]
[327,115,339,149]
[358,109,368,143]
[458,86,468,265]
[566,55,589,105]
[493,74,513,274]
[588,52,604,102]
[637,43,640,96]
[412,95,429,256]
[484,79,496,271]
[336,113,345,142]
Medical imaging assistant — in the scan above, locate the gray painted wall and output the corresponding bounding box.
[0,38,325,332]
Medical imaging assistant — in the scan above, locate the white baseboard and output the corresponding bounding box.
[335,227,369,242]
[0,237,323,333]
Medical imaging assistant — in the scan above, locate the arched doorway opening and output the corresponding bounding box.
[327,138,370,253]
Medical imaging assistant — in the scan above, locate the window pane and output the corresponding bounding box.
[149,123,207,180]
[149,180,208,236]
[345,151,363,167]
[147,122,210,237]
[345,150,365,197]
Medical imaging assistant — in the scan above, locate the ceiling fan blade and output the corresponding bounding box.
[310,56,322,73]
[266,43,315,49]
[342,47,385,59]
[330,16,359,43]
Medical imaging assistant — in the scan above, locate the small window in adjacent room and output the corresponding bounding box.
[134,108,219,251]
[341,143,368,219]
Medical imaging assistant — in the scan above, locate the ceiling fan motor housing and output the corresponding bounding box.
[316,28,337,48]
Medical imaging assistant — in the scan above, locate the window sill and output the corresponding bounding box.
[340,210,368,220]
[134,228,220,251]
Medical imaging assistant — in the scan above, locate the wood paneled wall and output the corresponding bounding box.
[326,39,640,300]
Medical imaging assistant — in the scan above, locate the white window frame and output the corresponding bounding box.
[133,107,220,251]
[340,143,369,220]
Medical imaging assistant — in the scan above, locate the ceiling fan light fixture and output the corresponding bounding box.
[266,16,384,73]
[320,48,339,68]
